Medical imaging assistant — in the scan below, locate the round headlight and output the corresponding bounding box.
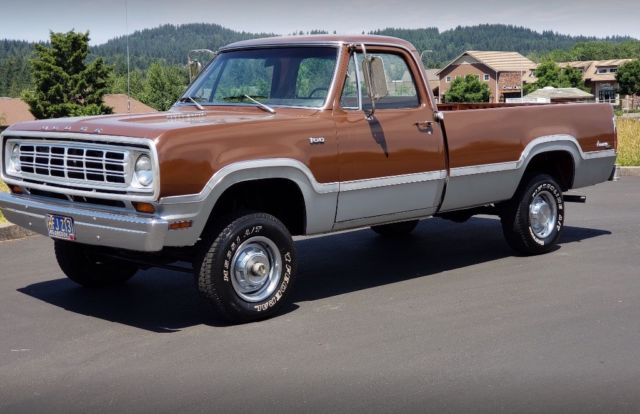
[10,145,21,172]
[134,154,153,187]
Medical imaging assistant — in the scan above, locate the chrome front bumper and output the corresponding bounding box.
[0,192,169,251]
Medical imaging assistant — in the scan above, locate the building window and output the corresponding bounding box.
[610,68,617,73]
[597,68,608,74]
[446,76,451,83]
[599,88,616,103]
[483,74,490,81]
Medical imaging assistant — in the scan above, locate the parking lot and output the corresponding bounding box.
[1,177,639,413]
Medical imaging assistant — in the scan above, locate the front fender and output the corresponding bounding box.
[157,159,339,247]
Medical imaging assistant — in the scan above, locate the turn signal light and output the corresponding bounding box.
[132,202,156,214]
[169,220,193,230]
[9,185,23,194]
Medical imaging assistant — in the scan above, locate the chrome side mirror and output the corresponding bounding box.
[187,49,216,82]
[188,61,203,82]
[361,48,388,119]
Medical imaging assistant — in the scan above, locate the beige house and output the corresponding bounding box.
[436,51,537,103]
[558,59,635,104]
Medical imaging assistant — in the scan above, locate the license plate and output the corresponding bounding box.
[46,214,76,241]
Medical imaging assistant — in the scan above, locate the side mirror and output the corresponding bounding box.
[187,49,216,82]
[188,61,203,82]
[362,55,388,119]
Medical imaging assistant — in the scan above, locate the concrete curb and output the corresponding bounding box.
[0,223,36,242]
[618,166,640,177]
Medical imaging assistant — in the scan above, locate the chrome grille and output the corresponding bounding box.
[17,142,128,186]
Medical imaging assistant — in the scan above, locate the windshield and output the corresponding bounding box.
[182,46,338,109]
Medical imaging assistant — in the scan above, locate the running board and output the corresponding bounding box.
[563,195,586,203]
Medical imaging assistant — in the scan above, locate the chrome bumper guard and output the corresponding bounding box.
[0,192,168,252]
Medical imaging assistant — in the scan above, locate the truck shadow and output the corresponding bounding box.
[17,217,610,332]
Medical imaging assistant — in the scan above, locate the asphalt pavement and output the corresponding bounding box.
[1,177,639,413]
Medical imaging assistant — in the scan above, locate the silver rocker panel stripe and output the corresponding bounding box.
[340,170,447,192]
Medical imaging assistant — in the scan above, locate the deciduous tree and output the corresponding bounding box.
[617,60,640,109]
[139,62,188,111]
[617,60,640,95]
[524,60,587,94]
[445,74,491,103]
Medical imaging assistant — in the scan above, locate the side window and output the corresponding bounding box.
[340,51,420,110]
[340,54,359,109]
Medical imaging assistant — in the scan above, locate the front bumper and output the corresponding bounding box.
[0,192,169,252]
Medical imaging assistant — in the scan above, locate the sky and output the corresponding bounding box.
[1,0,639,45]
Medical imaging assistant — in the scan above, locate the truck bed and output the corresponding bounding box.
[438,102,617,212]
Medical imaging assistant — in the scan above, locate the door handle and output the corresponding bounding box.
[414,121,434,134]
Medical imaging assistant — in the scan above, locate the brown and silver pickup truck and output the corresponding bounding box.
[0,35,617,322]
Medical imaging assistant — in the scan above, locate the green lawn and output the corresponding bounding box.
[617,118,640,166]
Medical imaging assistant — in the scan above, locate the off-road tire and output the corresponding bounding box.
[195,212,297,323]
[500,174,565,255]
[54,241,138,287]
[371,220,419,237]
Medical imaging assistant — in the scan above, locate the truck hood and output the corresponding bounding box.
[5,107,312,139]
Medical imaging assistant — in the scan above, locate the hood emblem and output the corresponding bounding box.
[166,112,207,120]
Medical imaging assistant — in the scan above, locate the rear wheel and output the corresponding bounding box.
[500,174,564,255]
[54,241,138,287]
[371,220,419,237]
[194,212,297,323]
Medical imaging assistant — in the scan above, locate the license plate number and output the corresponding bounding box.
[46,214,76,241]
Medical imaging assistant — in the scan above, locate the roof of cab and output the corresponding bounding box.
[221,35,418,52]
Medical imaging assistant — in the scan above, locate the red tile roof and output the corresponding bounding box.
[0,94,157,127]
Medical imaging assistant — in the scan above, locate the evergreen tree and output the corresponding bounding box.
[445,75,491,102]
[22,31,112,119]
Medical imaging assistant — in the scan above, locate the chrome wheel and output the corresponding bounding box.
[230,236,282,302]
[528,190,558,239]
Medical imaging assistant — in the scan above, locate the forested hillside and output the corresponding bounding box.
[93,23,275,72]
[1,23,638,97]
[372,25,634,66]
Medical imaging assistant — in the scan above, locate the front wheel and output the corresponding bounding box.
[54,241,138,287]
[500,174,564,255]
[195,212,297,323]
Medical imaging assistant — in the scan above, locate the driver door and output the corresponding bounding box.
[333,48,446,225]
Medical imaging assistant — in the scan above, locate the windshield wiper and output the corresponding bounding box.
[243,95,276,114]
[178,96,205,111]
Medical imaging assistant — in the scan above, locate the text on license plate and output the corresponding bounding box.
[46,214,76,241]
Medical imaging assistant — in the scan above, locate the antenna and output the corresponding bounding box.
[125,0,131,113]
